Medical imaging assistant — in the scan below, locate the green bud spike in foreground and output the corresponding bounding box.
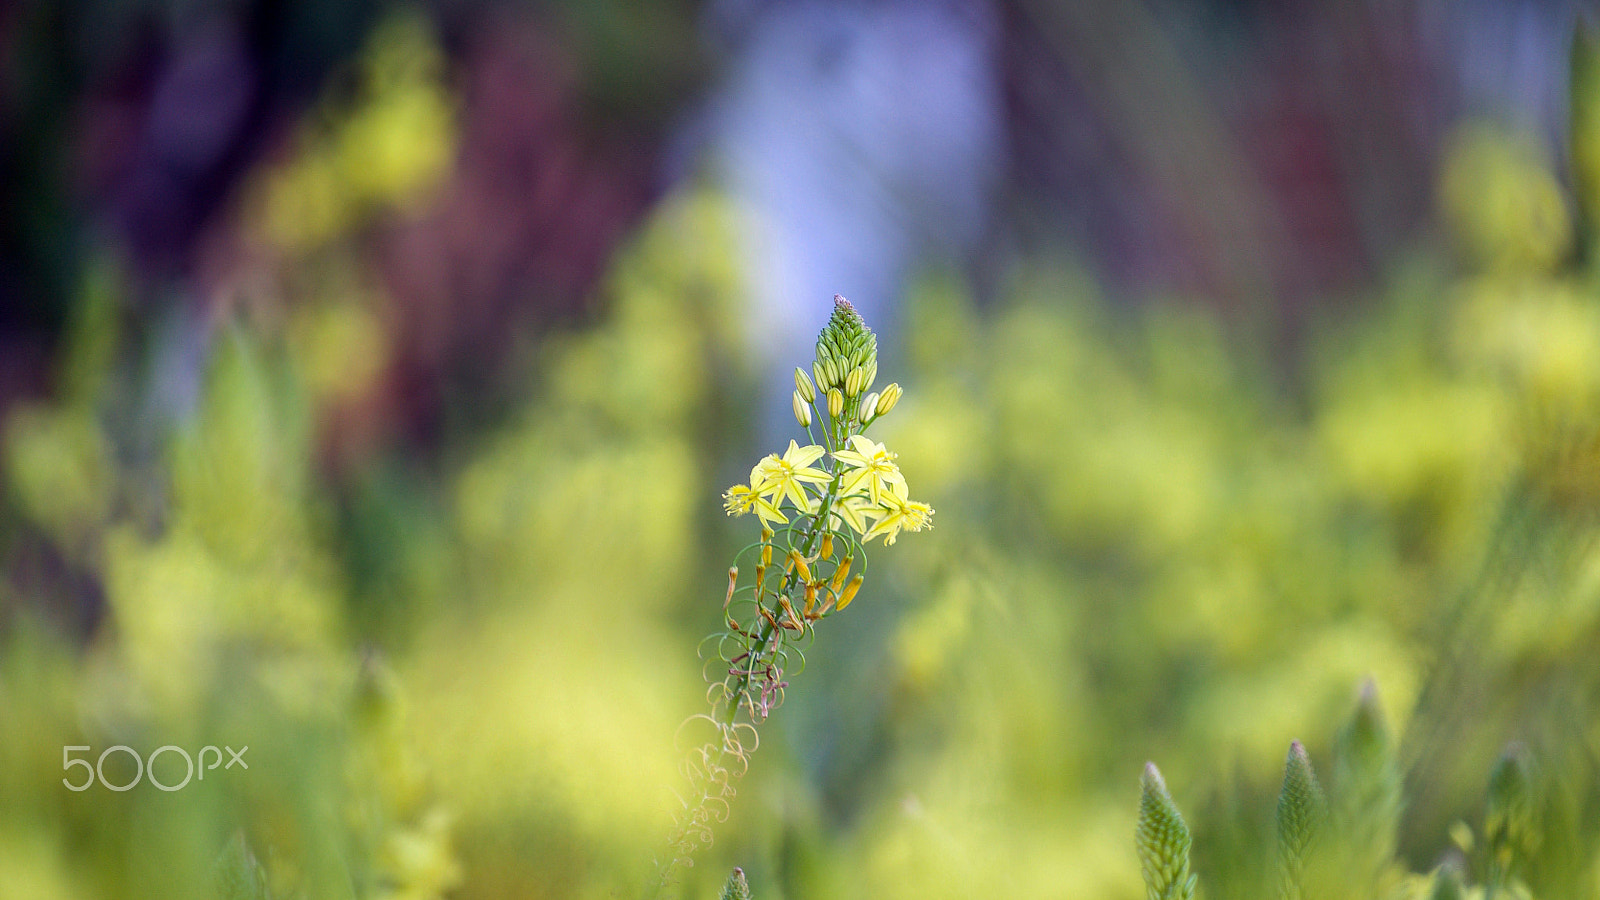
[1276,741,1327,900]
[1485,743,1537,889]
[1430,864,1466,900]
[1136,763,1198,900]
[1330,679,1402,894]
[654,296,932,887]
[718,867,753,900]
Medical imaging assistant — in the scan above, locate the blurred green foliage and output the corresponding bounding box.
[6,14,1600,900]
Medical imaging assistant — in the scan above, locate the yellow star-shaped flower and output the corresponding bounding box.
[831,435,907,505]
[860,483,933,546]
[752,440,831,510]
[724,483,786,524]
[809,492,873,536]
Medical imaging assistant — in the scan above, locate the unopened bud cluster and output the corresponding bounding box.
[791,296,902,434]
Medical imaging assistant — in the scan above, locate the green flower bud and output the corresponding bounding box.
[863,359,878,392]
[812,359,830,392]
[876,383,902,416]
[827,388,844,420]
[845,366,866,397]
[860,392,879,422]
[795,367,816,403]
[793,391,812,428]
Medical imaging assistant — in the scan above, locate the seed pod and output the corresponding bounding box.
[724,567,738,609]
[828,388,844,420]
[835,574,864,611]
[793,391,812,428]
[779,596,804,631]
[876,383,902,416]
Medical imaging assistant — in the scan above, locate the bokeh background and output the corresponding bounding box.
[4,1,1600,897]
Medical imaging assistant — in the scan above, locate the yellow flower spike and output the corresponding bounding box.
[792,391,812,428]
[835,574,864,611]
[830,554,853,592]
[819,532,833,560]
[786,550,812,583]
[724,567,738,610]
[794,367,815,403]
[845,365,866,397]
[875,383,902,416]
[827,388,844,420]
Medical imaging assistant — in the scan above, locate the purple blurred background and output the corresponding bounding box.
[0,0,1584,441]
